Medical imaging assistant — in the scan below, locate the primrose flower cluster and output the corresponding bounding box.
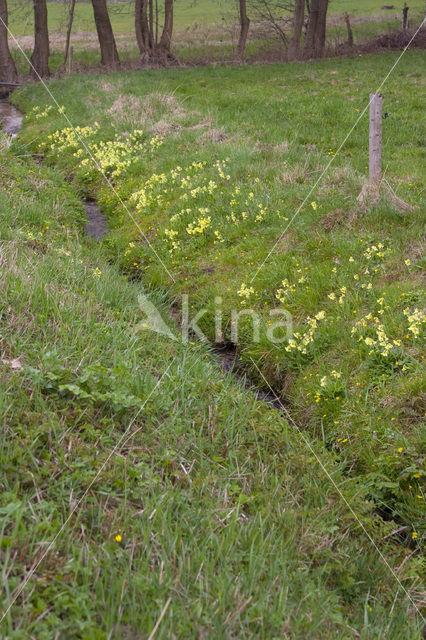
[34,118,423,381]
[31,105,54,120]
[403,308,425,338]
[285,310,326,355]
[125,158,280,255]
[39,120,163,179]
[240,240,420,367]
[351,314,401,358]
[237,283,255,304]
[313,370,345,403]
[79,130,154,178]
[351,303,424,360]
[275,266,308,303]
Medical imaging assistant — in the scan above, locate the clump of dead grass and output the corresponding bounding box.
[200,127,229,144]
[108,92,187,130]
[320,208,358,231]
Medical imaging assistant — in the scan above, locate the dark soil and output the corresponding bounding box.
[84,200,109,239]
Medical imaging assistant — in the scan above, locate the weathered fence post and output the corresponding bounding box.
[369,93,383,186]
[344,12,354,47]
[402,3,409,29]
[358,92,414,211]
[68,46,73,74]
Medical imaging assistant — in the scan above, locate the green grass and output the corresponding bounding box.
[2,51,425,636]
[0,141,404,638]
[331,0,422,14]
[12,54,425,540]
[8,0,233,36]
[8,0,425,35]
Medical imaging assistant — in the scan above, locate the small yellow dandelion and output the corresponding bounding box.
[412,532,418,540]
[115,534,122,543]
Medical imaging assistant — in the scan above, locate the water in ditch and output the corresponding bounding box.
[0,98,109,241]
[0,97,282,408]
[0,99,24,137]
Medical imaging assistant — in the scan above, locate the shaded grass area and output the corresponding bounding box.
[1,140,423,637]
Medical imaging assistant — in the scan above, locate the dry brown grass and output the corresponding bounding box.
[200,127,229,144]
[320,208,358,231]
[108,92,187,129]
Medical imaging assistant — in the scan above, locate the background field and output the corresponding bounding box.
[8,0,426,34]
[7,0,426,72]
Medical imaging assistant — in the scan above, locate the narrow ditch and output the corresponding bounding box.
[0,96,282,410]
[0,97,24,137]
[2,96,420,561]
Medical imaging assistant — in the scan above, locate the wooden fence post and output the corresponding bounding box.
[358,92,413,210]
[344,12,353,47]
[68,46,73,74]
[402,3,409,29]
[369,93,382,185]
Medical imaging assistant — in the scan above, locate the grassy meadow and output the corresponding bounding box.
[4,49,425,637]
[0,117,421,639]
[8,0,426,35]
[0,31,424,639]
[1,142,376,638]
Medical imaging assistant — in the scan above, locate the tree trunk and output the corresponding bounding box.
[159,0,173,52]
[155,0,176,64]
[303,0,328,59]
[313,0,328,58]
[0,0,18,82]
[61,0,76,72]
[135,0,144,54]
[303,0,318,58]
[155,0,159,47]
[30,0,49,78]
[91,0,119,68]
[235,0,250,62]
[136,0,175,65]
[288,0,304,61]
[149,0,154,45]
[136,0,153,61]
